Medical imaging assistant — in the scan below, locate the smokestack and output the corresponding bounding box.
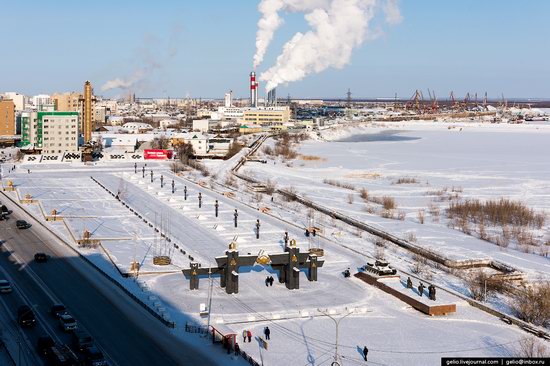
[267,88,277,106]
[250,72,257,108]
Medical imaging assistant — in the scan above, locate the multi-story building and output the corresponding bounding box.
[32,94,52,111]
[51,92,82,112]
[3,92,26,111]
[21,111,79,153]
[0,99,16,144]
[242,106,290,125]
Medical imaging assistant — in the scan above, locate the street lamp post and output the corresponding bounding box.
[318,308,355,366]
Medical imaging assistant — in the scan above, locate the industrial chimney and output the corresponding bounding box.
[250,72,258,108]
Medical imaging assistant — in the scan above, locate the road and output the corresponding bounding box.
[0,192,218,366]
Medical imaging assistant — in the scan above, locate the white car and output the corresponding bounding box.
[0,279,12,293]
[59,314,77,332]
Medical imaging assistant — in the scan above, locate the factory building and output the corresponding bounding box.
[242,106,291,125]
[21,111,79,153]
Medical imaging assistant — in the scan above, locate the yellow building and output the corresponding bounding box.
[51,92,82,112]
[0,99,15,140]
[242,106,290,125]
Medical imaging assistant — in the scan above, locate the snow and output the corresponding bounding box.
[2,123,549,365]
[244,121,550,281]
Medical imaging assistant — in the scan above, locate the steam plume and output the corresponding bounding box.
[253,0,401,92]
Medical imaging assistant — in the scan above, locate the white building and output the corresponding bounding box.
[122,122,153,134]
[41,114,79,154]
[192,119,220,133]
[224,91,232,108]
[4,92,26,111]
[159,119,179,130]
[217,106,245,120]
[32,94,52,110]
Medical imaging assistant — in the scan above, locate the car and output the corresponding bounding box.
[36,336,55,357]
[1,204,12,216]
[16,220,31,229]
[82,346,107,366]
[59,314,78,332]
[0,279,12,293]
[46,345,80,366]
[34,252,48,263]
[72,329,93,352]
[51,304,68,318]
[17,305,36,327]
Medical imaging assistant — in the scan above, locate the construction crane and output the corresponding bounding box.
[450,91,459,111]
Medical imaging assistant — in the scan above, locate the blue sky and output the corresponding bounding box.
[1,0,549,99]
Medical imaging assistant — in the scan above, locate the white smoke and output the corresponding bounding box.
[253,0,402,92]
[101,70,146,92]
[253,0,330,69]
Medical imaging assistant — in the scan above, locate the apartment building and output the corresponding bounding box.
[21,111,79,153]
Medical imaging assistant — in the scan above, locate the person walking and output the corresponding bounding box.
[407,277,413,289]
[269,276,274,286]
[264,326,271,340]
[418,282,425,297]
[265,277,269,287]
[247,329,252,343]
[363,346,369,361]
[242,329,247,343]
[234,343,240,356]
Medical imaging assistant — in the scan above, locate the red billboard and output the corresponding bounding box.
[144,149,174,160]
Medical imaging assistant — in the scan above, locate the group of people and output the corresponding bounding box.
[406,277,437,300]
[265,276,275,286]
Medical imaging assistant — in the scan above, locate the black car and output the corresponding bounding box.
[36,336,55,357]
[51,304,68,318]
[1,204,12,216]
[82,346,107,366]
[46,345,80,366]
[35,253,48,263]
[16,220,31,229]
[72,329,93,352]
[17,305,36,327]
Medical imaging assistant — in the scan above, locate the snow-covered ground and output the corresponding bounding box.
[243,121,550,281]
[1,136,548,365]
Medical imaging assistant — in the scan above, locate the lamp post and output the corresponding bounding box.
[318,308,355,366]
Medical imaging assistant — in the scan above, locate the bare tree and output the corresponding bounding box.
[512,282,550,327]
[517,337,550,358]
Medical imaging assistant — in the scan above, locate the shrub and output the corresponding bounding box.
[358,188,369,201]
[417,209,425,224]
[323,179,355,190]
[265,179,276,195]
[512,282,550,327]
[382,196,396,210]
[395,177,419,184]
[465,270,504,301]
[347,193,354,204]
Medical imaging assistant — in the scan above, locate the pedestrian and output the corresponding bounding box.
[265,277,269,287]
[242,329,247,343]
[269,276,274,286]
[363,346,368,361]
[27,169,30,174]
[418,282,424,297]
[247,329,252,343]
[234,342,240,356]
[406,277,413,289]
[264,326,271,340]
[271,196,274,202]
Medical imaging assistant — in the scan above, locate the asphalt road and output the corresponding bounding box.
[0,193,218,366]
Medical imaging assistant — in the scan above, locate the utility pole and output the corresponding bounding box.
[318,308,355,366]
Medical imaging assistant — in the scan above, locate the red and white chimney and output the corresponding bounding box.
[250,71,257,107]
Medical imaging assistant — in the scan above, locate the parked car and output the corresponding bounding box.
[82,346,107,366]
[16,220,31,229]
[34,252,48,263]
[46,345,80,366]
[0,279,12,293]
[51,304,68,318]
[72,329,93,352]
[17,305,36,327]
[1,204,12,216]
[36,336,55,357]
[59,314,78,332]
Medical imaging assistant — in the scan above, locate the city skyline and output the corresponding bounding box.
[1,0,549,99]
